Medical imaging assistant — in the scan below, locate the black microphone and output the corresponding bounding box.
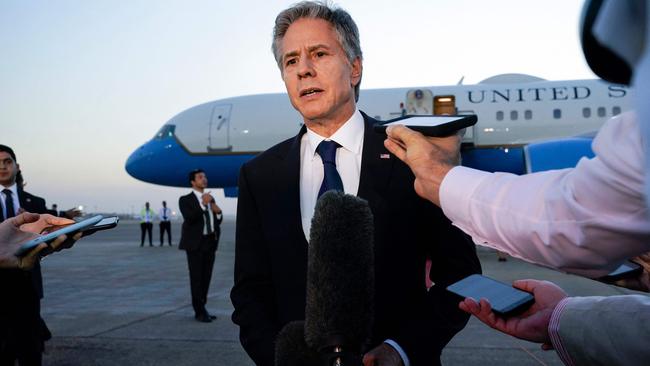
[275,321,320,366]
[304,191,375,365]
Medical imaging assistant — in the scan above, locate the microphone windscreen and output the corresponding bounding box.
[304,191,374,351]
[275,321,319,366]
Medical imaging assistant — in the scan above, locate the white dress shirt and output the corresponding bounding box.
[158,207,171,222]
[300,109,364,239]
[440,111,650,278]
[1,183,20,219]
[192,189,221,235]
[298,109,411,366]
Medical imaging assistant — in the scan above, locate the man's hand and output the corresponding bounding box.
[384,125,461,206]
[459,279,568,348]
[201,192,214,206]
[0,213,78,270]
[613,253,650,292]
[363,343,404,366]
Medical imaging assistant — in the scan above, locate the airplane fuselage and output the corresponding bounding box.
[125,75,632,193]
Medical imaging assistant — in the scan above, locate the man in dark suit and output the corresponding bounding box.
[230,3,481,366]
[179,169,223,323]
[0,144,50,365]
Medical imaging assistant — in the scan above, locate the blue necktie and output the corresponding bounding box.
[2,189,15,220]
[316,140,344,198]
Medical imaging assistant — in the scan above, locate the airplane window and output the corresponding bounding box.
[524,110,532,120]
[154,125,176,140]
[496,111,504,121]
[612,106,621,116]
[553,109,562,119]
[597,107,606,117]
[583,107,591,118]
[510,110,518,120]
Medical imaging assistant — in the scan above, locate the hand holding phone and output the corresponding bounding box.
[15,215,103,257]
[456,278,568,346]
[447,274,534,316]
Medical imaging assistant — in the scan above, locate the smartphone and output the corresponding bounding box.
[446,274,534,317]
[15,215,104,257]
[80,216,119,237]
[374,114,478,136]
[598,261,643,282]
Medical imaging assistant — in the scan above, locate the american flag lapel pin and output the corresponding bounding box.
[379,153,390,159]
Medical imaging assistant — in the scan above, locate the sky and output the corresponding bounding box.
[0,0,595,216]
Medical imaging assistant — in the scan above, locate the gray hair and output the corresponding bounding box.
[272,1,363,101]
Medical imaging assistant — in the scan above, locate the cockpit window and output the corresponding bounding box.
[154,125,176,140]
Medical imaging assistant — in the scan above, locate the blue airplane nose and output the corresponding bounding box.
[125,142,156,182]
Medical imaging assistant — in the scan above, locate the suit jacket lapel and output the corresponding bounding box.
[357,112,395,203]
[17,187,29,211]
[277,125,309,247]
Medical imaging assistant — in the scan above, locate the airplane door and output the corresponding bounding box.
[406,89,434,115]
[207,104,232,152]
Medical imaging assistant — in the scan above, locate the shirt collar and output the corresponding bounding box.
[2,183,18,196]
[305,109,364,160]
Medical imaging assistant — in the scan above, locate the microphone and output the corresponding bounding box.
[304,191,375,365]
[275,321,320,366]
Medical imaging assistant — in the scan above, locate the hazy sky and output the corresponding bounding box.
[1,0,594,216]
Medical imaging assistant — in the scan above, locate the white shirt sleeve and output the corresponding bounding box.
[440,112,650,277]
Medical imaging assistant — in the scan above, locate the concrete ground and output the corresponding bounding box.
[38,218,639,366]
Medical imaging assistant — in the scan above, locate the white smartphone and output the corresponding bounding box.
[374,114,477,136]
[15,215,103,257]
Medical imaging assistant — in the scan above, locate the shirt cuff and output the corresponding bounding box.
[384,339,410,366]
[548,297,575,366]
[439,166,490,226]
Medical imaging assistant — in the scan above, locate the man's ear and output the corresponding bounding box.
[350,57,362,87]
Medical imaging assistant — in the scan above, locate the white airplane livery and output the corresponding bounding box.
[125,73,632,196]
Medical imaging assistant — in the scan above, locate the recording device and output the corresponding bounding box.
[15,214,104,257]
[275,321,319,366]
[304,191,375,365]
[446,274,534,317]
[373,114,478,136]
[598,261,643,282]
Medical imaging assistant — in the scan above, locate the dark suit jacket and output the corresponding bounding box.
[231,112,481,366]
[178,192,222,251]
[0,188,49,355]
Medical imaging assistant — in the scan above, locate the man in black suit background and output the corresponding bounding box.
[179,169,222,323]
[230,2,481,366]
[0,144,51,365]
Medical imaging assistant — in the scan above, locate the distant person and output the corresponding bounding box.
[179,169,222,323]
[139,202,154,247]
[0,144,52,365]
[49,203,58,216]
[159,200,172,246]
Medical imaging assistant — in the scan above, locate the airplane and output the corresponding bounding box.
[125,73,633,196]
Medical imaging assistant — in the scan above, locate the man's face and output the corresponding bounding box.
[0,152,18,187]
[191,172,208,190]
[280,18,361,124]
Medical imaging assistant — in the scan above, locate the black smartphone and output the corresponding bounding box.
[598,261,643,282]
[15,215,104,257]
[373,114,477,136]
[446,274,534,317]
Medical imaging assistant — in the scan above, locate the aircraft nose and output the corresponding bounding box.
[125,142,155,180]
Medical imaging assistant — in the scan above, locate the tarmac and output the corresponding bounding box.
[38,218,641,366]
